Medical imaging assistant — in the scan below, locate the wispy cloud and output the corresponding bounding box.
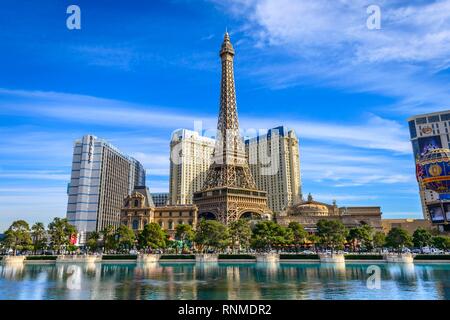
[212,0,450,113]
[0,88,410,153]
[0,170,70,181]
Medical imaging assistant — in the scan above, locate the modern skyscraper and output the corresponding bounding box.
[66,134,145,243]
[169,129,215,205]
[408,110,450,221]
[193,32,272,223]
[151,192,170,207]
[245,126,302,213]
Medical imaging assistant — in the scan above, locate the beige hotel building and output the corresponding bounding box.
[169,126,302,214]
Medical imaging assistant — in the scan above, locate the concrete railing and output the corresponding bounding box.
[383,253,414,263]
[195,254,219,263]
[318,253,345,264]
[138,254,161,263]
[1,255,26,265]
[255,253,280,263]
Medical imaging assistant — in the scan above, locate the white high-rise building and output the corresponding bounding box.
[408,110,450,223]
[169,126,301,213]
[169,129,215,205]
[66,135,145,243]
[245,126,302,214]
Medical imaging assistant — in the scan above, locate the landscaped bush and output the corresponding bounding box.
[218,254,255,260]
[102,255,137,260]
[25,255,57,260]
[160,255,195,260]
[280,254,319,260]
[414,254,450,260]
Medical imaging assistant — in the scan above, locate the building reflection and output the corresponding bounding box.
[0,262,449,300]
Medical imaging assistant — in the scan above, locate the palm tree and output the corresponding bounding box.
[47,217,77,254]
[86,231,100,253]
[31,222,47,255]
[101,225,116,253]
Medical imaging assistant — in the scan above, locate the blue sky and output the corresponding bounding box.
[1,0,450,231]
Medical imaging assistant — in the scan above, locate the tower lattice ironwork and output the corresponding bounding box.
[193,32,272,224]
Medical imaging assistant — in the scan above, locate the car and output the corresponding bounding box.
[412,248,421,254]
[301,250,316,255]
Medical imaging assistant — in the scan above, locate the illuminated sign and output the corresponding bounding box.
[421,127,433,134]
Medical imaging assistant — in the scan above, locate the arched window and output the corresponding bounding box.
[168,220,174,230]
[132,219,139,230]
[158,220,163,228]
[134,199,139,207]
[178,220,183,225]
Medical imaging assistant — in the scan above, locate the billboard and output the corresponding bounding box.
[418,135,442,158]
[428,204,445,223]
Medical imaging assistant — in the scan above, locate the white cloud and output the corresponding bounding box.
[213,0,450,113]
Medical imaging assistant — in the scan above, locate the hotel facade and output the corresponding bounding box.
[169,129,215,205]
[66,134,145,243]
[245,126,302,214]
[408,110,450,229]
[169,126,302,214]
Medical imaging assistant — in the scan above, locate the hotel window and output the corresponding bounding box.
[168,220,174,230]
[132,219,139,230]
[428,115,440,123]
[134,199,139,207]
[416,117,427,125]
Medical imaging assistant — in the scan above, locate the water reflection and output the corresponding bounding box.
[0,264,24,280]
[0,262,448,300]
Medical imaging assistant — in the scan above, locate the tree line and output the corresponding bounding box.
[1,217,449,255]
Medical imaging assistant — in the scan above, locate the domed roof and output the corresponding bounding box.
[287,194,329,216]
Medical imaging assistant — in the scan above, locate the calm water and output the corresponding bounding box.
[0,262,449,300]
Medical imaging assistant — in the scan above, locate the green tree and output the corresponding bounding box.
[31,222,47,254]
[138,223,167,250]
[250,221,293,251]
[229,219,252,252]
[385,227,413,252]
[307,234,320,251]
[347,225,373,251]
[175,224,195,251]
[86,231,100,253]
[175,224,195,242]
[194,220,229,252]
[316,219,348,252]
[431,235,450,250]
[115,225,136,252]
[48,218,77,254]
[288,222,308,249]
[101,225,117,253]
[373,231,386,250]
[413,228,433,248]
[4,220,32,255]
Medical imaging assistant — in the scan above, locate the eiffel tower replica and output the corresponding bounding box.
[193,32,272,224]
